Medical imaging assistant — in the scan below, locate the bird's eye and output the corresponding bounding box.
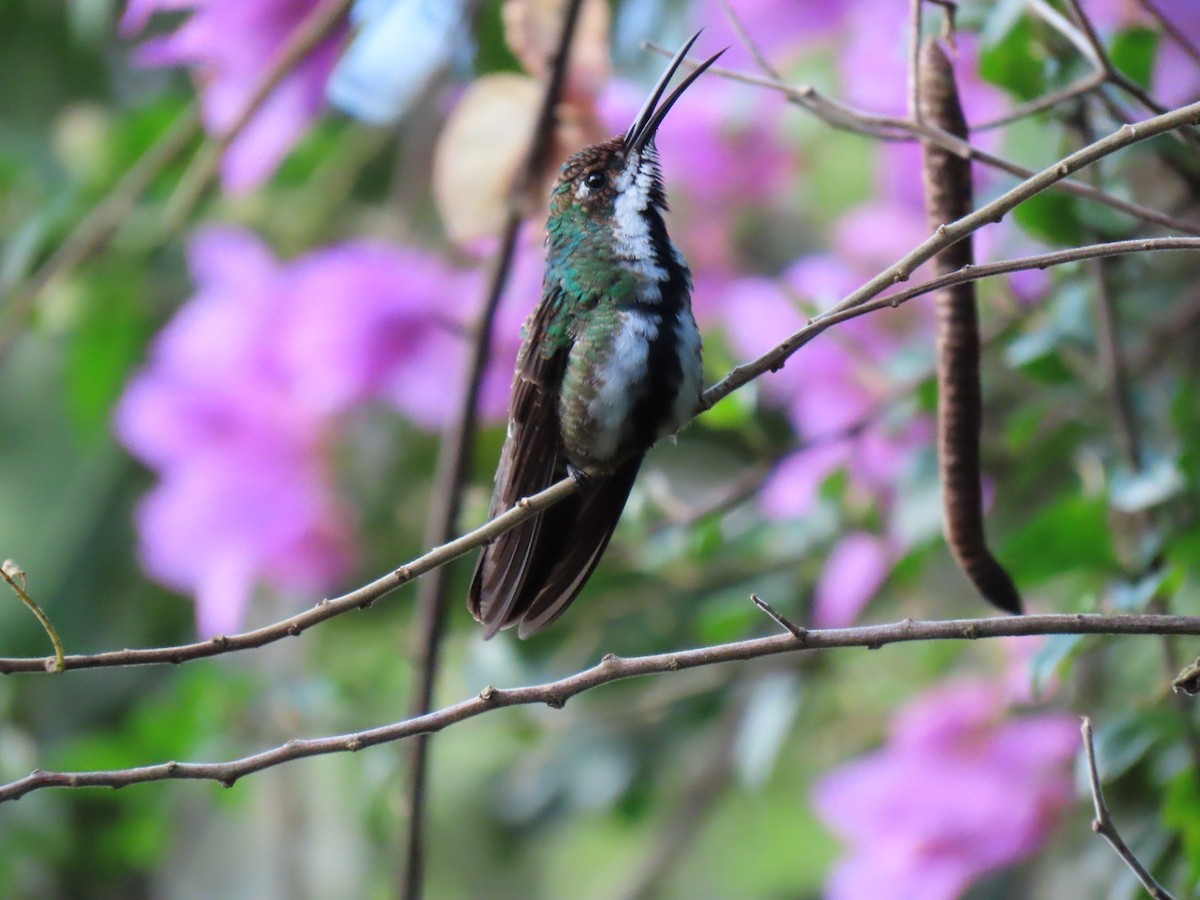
[584,171,607,190]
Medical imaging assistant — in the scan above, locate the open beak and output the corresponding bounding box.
[624,32,726,155]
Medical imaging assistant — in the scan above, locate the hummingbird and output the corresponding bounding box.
[468,34,724,639]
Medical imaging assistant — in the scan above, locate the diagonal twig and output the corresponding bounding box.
[1081,717,1176,899]
[1132,0,1200,67]
[751,594,807,640]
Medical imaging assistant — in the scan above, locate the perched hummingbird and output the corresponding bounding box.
[468,34,724,639]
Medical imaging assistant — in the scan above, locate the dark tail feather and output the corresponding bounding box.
[468,497,545,637]
[469,457,642,639]
[516,457,642,637]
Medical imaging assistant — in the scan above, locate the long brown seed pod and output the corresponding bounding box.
[918,39,1023,615]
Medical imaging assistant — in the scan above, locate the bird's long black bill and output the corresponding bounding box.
[625,33,726,154]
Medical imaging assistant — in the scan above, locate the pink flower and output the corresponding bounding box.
[274,243,479,426]
[813,679,1078,900]
[696,0,846,68]
[759,442,852,520]
[721,272,930,527]
[121,0,346,191]
[841,4,1008,123]
[116,226,480,635]
[813,531,892,628]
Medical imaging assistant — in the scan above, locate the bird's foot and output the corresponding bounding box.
[567,464,596,491]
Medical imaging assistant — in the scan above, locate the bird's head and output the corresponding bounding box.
[547,33,724,244]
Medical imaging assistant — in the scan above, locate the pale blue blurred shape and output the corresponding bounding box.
[328,0,471,125]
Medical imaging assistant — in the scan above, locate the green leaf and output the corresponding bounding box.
[1110,27,1159,90]
[1001,494,1119,585]
[979,16,1046,100]
[1030,632,1088,696]
[1090,710,1176,783]
[734,672,803,788]
[1013,189,1084,245]
[65,267,153,436]
[1165,767,1200,884]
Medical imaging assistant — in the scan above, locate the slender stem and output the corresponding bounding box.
[1,563,64,673]
[398,3,586,896]
[707,96,1200,400]
[1133,0,1200,67]
[1081,717,1176,899]
[1090,257,1143,469]
[1061,0,1200,149]
[398,211,516,900]
[908,0,926,125]
[4,614,1200,802]
[972,71,1106,131]
[716,0,782,81]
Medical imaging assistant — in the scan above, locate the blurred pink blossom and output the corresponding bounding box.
[813,679,1078,900]
[813,531,892,627]
[759,442,848,520]
[697,0,846,68]
[721,273,928,517]
[116,226,480,635]
[121,0,346,191]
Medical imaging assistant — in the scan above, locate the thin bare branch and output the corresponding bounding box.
[973,71,1107,132]
[1081,717,1176,899]
[706,89,1200,397]
[1090,256,1143,470]
[716,0,783,81]
[751,594,807,640]
[1133,0,1200,67]
[3,235,1199,676]
[1061,0,1200,148]
[0,478,579,674]
[400,1,587,895]
[3,615,1200,803]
